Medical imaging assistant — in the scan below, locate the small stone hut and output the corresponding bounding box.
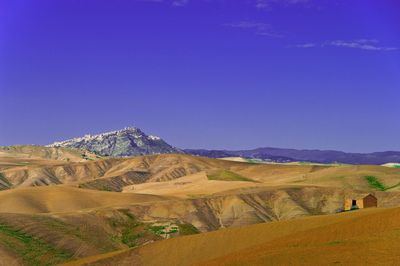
[344,193,377,211]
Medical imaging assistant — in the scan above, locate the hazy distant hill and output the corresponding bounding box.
[185,147,400,165]
[48,127,182,157]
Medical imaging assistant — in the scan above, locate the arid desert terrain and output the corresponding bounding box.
[0,145,400,265]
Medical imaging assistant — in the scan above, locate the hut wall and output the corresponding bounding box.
[363,195,378,208]
[356,199,364,209]
[344,199,353,211]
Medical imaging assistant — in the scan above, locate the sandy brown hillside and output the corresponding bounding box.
[0,207,199,266]
[0,186,168,214]
[2,152,399,192]
[0,184,344,228]
[0,184,399,233]
[63,207,400,266]
[0,152,400,265]
[0,153,184,189]
[0,145,98,163]
[122,172,259,198]
[121,186,400,231]
[0,186,195,265]
[0,153,318,190]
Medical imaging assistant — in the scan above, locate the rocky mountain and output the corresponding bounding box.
[48,127,182,157]
[185,147,400,165]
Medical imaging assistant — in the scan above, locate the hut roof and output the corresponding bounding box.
[345,193,376,200]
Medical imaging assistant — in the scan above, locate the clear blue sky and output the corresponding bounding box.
[1,0,399,152]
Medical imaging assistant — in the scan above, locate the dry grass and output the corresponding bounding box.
[0,145,98,163]
[63,207,400,266]
[2,152,399,193]
[0,152,399,265]
[206,169,256,182]
[0,186,168,214]
[123,172,259,198]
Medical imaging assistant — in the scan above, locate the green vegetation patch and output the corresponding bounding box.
[31,216,86,241]
[16,161,30,165]
[99,185,113,192]
[177,223,200,235]
[393,165,400,168]
[108,209,162,248]
[207,170,256,182]
[363,175,400,191]
[121,230,144,247]
[365,176,386,191]
[108,210,200,248]
[0,223,72,266]
[147,225,167,235]
[147,225,179,236]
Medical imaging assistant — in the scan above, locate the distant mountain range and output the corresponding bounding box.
[47,127,400,164]
[48,127,182,157]
[185,148,400,165]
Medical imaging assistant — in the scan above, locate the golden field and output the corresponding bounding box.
[0,146,399,265]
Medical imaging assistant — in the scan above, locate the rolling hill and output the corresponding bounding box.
[0,186,168,214]
[61,207,400,266]
[3,151,400,192]
[0,148,400,265]
[0,145,98,166]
